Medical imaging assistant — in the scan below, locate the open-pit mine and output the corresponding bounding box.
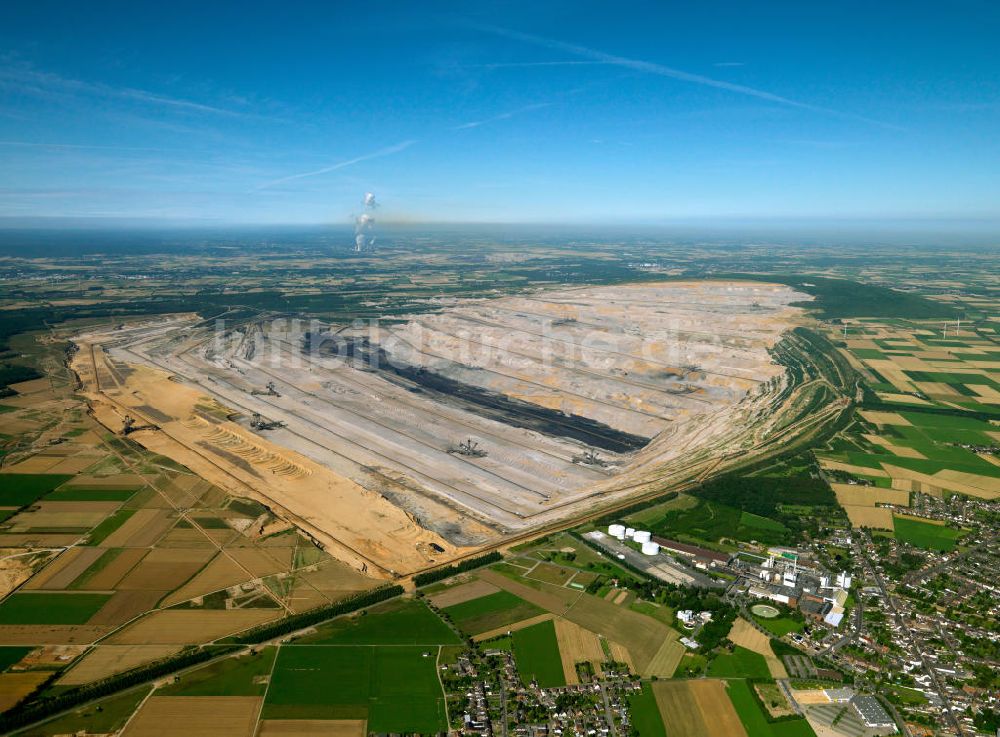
[72,281,841,577]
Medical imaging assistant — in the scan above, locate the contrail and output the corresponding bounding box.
[472,23,902,130]
[255,139,417,190]
[453,102,552,130]
[0,66,246,118]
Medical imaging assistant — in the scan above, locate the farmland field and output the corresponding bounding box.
[301,598,460,645]
[727,679,816,737]
[15,685,153,737]
[651,680,747,737]
[752,614,805,638]
[157,648,277,696]
[0,592,111,624]
[263,645,447,732]
[443,589,544,635]
[0,646,31,672]
[893,516,964,551]
[628,683,667,737]
[512,619,565,688]
[708,646,772,679]
[0,474,73,506]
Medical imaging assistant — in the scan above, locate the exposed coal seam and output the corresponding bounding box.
[303,333,650,454]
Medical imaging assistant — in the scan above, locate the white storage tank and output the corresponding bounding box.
[641,541,660,556]
[608,524,626,538]
[625,527,636,539]
[633,530,652,544]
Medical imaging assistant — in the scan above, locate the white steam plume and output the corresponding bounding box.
[353,192,378,252]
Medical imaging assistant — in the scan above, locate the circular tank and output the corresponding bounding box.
[608,524,626,538]
[641,541,660,556]
[625,527,636,538]
[633,530,652,543]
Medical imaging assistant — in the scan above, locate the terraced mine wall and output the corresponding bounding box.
[302,332,650,453]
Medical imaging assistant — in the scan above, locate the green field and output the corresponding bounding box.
[263,645,447,732]
[0,646,31,671]
[512,619,565,688]
[628,683,667,737]
[157,648,276,696]
[85,509,135,545]
[0,592,111,624]
[0,474,74,507]
[302,598,460,645]
[727,679,816,737]
[14,685,153,737]
[443,589,543,635]
[753,614,805,638]
[707,646,772,679]
[893,516,964,551]
[68,548,123,589]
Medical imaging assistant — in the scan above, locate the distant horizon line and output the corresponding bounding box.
[0,215,999,232]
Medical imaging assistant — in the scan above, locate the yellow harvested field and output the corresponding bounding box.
[608,641,635,672]
[861,361,915,393]
[934,469,1000,497]
[225,548,292,578]
[107,609,280,645]
[117,548,215,591]
[643,635,685,678]
[258,720,366,737]
[161,554,255,607]
[862,434,926,459]
[296,559,378,597]
[6,508,110,532]
[428,579,500,608]
[965,384,1000,404]
[843,506,894,530]
[859,410,911,426]
[285,583,330,613]
[21,547,94,591]
[122,696,261,737]
[35,546,106,590]
[472,614,554,642]
[890,478,943,497]
[89,590,167,626]
[651,680,747,737]
[101,508,174,548]
[832,483,910,507]
[0,455,64,474]
[883,464,999,500]
[875,392,930,405]
[727,618,788,678]
[0,672,50,712]
[58,644,181,685]
[553,618,605,684]
[65,473,147,488]
[78,548,147,590]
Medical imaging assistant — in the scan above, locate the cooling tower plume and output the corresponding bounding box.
[354,192,378,252]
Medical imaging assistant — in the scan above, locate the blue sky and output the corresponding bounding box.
[0,1,998,224]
